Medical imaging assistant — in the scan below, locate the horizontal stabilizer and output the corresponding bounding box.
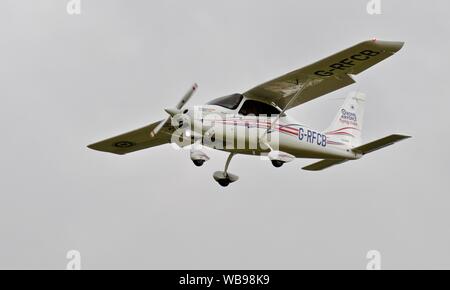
[303,134,411,171]
[352,134,411,155]
[302,159,349,171]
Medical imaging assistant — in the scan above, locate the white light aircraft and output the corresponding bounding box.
[88,40,410,187]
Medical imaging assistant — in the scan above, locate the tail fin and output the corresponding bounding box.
[325,92,366,148]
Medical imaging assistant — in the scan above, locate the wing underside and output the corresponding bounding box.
[87,120,172,155]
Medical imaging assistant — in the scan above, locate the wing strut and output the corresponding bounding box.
[259,77,315,148]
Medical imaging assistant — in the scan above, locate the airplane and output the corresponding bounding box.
[88,39,410,187]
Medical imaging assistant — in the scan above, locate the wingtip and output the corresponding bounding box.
[87,144,97,151]
[367,39,405,52]
[396,41,406,51]
[394,134,412,139]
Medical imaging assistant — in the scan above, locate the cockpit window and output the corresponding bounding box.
[207,94,243,110]
[238,100,281,116]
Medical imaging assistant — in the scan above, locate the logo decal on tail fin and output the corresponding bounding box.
[340,109,358,125]
[325,92,366,147]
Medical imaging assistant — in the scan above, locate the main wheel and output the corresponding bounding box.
[218,179,230,187]
[271,160,284,168]
[193,160,205,167]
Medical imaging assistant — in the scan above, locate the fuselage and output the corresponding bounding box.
[183,96,360,161]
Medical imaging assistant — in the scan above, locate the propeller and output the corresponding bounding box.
[150,83,198,137]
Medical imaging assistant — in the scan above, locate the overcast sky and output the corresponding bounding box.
[1,0,449,269]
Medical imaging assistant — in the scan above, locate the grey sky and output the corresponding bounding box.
[0,0,449,269]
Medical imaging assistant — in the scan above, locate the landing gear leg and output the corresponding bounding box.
[224,153,234,174]
[213,153,239,187]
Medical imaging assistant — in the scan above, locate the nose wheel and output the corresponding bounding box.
[213,153,239,187]
[217,179,230,187]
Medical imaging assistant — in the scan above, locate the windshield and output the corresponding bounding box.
[238,100,281,116]
[207,94,243,110]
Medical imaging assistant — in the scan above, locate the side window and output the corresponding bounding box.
[239,100,280,116]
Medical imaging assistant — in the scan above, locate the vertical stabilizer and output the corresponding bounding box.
[325,92,365,148]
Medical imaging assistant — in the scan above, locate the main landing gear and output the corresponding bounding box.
[193,159,205,167]
[271,160,285,168]
[268,151,295,169]
[213,153,239,187]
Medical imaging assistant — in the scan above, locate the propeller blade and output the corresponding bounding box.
[176,83,198,110]
[150,83,198,137]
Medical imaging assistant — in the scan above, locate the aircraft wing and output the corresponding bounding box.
[244,40,404,110]
[87,120,172,155]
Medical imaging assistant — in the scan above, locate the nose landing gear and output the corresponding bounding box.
[213,153,239,187]
[213,171,239,187]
